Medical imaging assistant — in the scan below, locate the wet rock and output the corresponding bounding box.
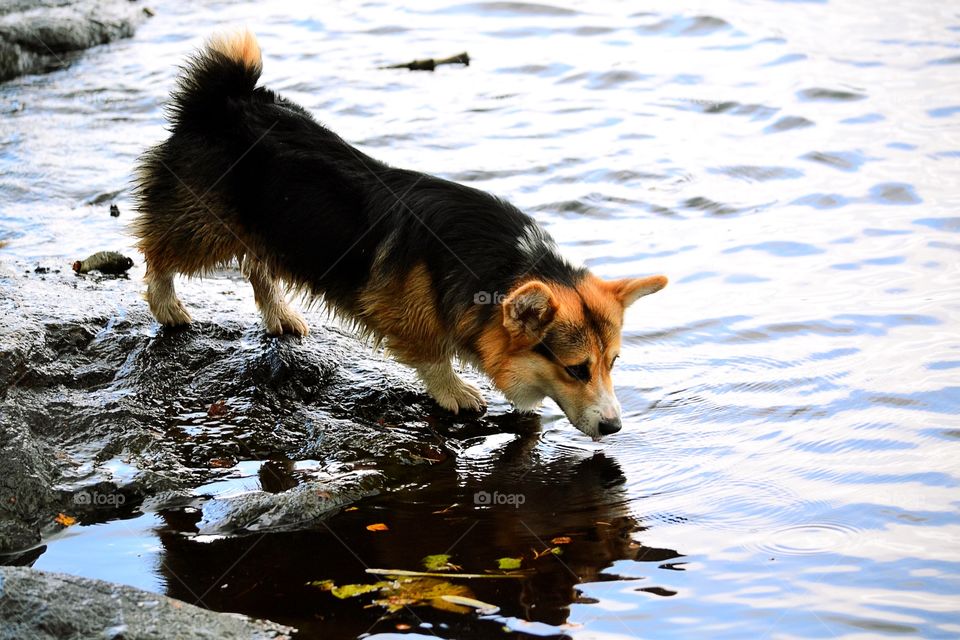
[0,565,295,639]
[0,0,147,83]
[0,262,475,553]
[197,471,382,535]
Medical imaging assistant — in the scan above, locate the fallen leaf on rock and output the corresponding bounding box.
[366,523,389,532]
[207,400,228,417]
[209,458,235,468]
[54,513,77,526]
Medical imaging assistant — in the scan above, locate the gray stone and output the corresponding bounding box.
[0,0,147,82]
[0,565,295,640]
[197,471,382,535]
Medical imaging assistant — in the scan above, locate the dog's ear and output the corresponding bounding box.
[608,275,668,308]
[503,280,557,343]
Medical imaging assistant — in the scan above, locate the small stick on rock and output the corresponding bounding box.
[382,52,470,72]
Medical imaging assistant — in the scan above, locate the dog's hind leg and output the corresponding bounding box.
[416,360,486,415]
[145,267,192,327]
[242,256,309,336]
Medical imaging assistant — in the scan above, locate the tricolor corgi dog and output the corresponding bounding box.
[133,30,667,440]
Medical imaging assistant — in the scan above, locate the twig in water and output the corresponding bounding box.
[382,52,470,72]
[366,568,526,579]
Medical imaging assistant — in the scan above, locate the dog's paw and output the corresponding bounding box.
[280,309,309,336]
[264,308,309,336]
[432,380,487,415]
[154,299,192,326]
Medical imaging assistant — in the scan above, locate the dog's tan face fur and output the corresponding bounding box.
[478,274,667,439]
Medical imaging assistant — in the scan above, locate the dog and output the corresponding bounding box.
[132,30,667,440]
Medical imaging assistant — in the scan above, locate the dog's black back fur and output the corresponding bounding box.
[138,43,586,348]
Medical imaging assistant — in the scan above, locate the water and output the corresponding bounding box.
[2,0,959,637]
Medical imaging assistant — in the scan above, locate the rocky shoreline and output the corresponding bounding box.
[0,256,500,635]
[0,565,295,640]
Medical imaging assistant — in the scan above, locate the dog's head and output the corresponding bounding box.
[481,274,667,439]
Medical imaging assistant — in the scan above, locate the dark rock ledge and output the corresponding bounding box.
[0,259,504,637]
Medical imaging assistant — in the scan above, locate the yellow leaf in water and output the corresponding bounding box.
[551,536,572,545]
[497,557,522,570]
[366,523,389,532]
[331,582,392,599]
[307,580,336,591]
[307,577,481,615]
[422,554,454,571]
[54,513,76,527]
[373,577,475,614]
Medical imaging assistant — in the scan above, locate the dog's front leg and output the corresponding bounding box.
[415,360,486,415]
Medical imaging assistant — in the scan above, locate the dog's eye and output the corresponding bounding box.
[564,362,591,382]
[609,355,619,370]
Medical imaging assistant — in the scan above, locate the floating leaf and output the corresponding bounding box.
[331,582,391,599]
[309,576,485,615]
[551,536,572,545]
[373,577,475,614]
[344,506,359,512]
[497,557,522,570]
[532,546,563,560]
[307,580,391,599]
[54,513,76,527]
[307,579,336,591]
[422,554,459,572]
[366,523,389,532]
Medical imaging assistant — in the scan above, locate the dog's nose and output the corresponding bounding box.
[598,417,622,436]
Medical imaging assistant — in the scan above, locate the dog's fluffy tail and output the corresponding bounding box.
[167,29,263,127]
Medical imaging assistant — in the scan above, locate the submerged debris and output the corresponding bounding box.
[382,52,470,71]
[72,251,133,275]
[309,576,480,614]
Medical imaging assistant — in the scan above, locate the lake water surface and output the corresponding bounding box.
[1,0,959,638]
